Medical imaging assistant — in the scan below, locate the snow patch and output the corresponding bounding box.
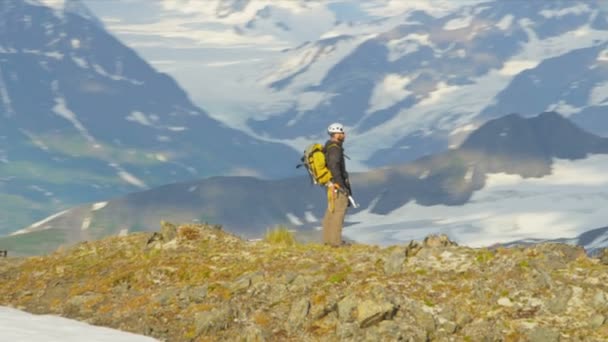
[589,82,608,106]
[496,15,513,31]
[81,217,91,230]
[167,126,186,131]
[443,15,473,31]
[286,213,303,226]
[295,91,331,112]
[92,64,143,85]
[23,131,50,151]
[498,60,539,76]
[417,81,458,107]
[386,33,430,62]
[0,70,15,117]
[126,111,153,126]
[11,210,69,235]
[41,0,65,8]
[367,74,412,113]
[464,167,473,182]
[45,51,64,59]
[118,171,147,188]
[72,56,88,68]
[0,306,158,342]
[92,202,107,211]
[108,162,146,188]
[304,211,317,223]
[52,95,97,144]
[450,123,477,136]
[539,4,591,18]
[545,100,583,116]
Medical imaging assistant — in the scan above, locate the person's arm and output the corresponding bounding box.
[325,144,346,189]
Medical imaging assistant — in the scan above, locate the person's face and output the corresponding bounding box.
[336,132,345,142]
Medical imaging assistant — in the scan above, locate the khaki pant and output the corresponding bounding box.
[322,190,348,246]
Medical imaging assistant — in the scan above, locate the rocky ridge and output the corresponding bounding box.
[1,222,607,341]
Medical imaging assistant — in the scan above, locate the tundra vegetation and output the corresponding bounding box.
[1,222,607,341]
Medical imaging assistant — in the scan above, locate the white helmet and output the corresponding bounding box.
[327,122,345,135]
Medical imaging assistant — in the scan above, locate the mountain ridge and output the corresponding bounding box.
[1,223,607,341]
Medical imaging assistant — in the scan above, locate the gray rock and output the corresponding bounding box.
[288,298,310,328]
[243,324,267,342]
[545,287,572,314]
[290,275,323,292]
[154,288,179,305]
[409,305,436,334]
[310,296,338,320]
[194,306,233,335]
[455,310,473,327]
[337,295,358,322]
[423,234,457,248]
[460,319,501,342]
[267,284,289,306]
[336,322,359,340]
[230,273,256,293]
[598,248,608,265]
[376,320,401,335]
[384,247,406,275]
[527,326,560,342]
[592,290,608,310]
[440,320,458,334]
[280,272,298,285]
[160,221,177,241]
[180,285,208,303]
[590,314,606,329]
[356,299,397,328]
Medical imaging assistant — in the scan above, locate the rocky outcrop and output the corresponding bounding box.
[0,224,607,341]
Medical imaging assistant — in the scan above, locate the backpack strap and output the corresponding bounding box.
[325,143,339,152]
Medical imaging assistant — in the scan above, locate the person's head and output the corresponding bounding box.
[327,122,346,142]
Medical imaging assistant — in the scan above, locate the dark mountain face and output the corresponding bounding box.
[479,42,608,129]
[0,0,298,234]
[6,112,608,255]
[500,225,608,255]
[459,112,608,176]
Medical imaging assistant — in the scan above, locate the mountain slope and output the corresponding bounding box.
[0,0,299,235]
[5,112,608,255]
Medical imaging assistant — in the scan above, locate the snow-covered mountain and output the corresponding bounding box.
[87,0,608,170]
[0,0,298,235]
[254,0,608,166]
[6,113,608,255]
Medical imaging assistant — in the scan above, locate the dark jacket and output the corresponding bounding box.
[324,139,351,195]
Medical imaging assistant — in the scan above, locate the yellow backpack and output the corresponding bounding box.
[297,143,334,186]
